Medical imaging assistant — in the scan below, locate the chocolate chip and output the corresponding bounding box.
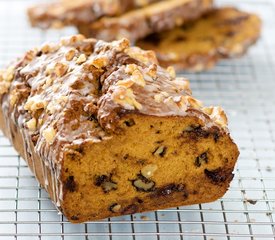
[174,35,187,42]
[65,176,77,192]
[145,33,162,45]
[151,183,188,198]
[137,198,144,204]
[95,175,108,186]
[124,119,135,127]
[225,31,236,37]
[213,132,220,142]
[95,174,117,193]
[204,168,234,184]
[122,204,138,215]
[195,152,208,167]
[71,215,79,220]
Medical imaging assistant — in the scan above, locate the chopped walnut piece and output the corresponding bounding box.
[47,96,68,114]
[112,87,142,110]
[42,126,56,144]
[41,44,50,54]
[147,64,157,78]
[186,96,203,109]
[131,69,146,87]
[167,66,176,78]
[174,96,188,111]
[87,56,108,69]
[76,54,87,64]
[125,64,138,74]
[24,96,47,112]
[26,118,37,131]
[173,78,190,92]
[209,106,228,127]
[0,81,11,95]
[113,38,130,52]
[9,93,18,106]
[154,93,164,103]
[42,77,54,90]
[54,62,68,77]
[61,34,85,46]
[65,49,76,61]
[116,79,134,88]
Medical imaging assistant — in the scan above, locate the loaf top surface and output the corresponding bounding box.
[0,35,228,164]
[28,0,160,29]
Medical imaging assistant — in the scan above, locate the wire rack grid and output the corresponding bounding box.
[0,0,275,239]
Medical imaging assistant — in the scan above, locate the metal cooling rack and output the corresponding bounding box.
[0,0,275,239]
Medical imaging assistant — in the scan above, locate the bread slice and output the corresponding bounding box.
[137,7,261,71]
[28,0,160,29]
[78,0,213,42]
[0,35,239,223]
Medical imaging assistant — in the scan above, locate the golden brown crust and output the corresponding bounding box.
[28,0,160,29]
[137,7,261,71]
[78,0,213,42]
[0,35,239,222]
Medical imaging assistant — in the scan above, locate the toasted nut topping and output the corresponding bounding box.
[210,106,228,127]
[65,49,76,61]
[125,64,138,74]
[61,34,85,46]
[131,69,146,87]
[0,81,10,95]
[167,66,176,78]
[42,126,56,144]
[24,96,47,112]
[186,96,203,109]
[173,78,190,92]
[112,87,142,110]
[26,118,37,131]
[41,44,50,54]
[141,164,158,178]
[88,56,109,69]
[47,96,68,114]
[114,38,130,52]
[9,93,18,106]
[147,64,157,78]
[42,77,54,90]
[154,93,164,103]
[1,66,15,82]
[202,107,213,115]
[54,62,68,77]
[76,54,87,64]
[116,79,134,88]
[174,96,188,110]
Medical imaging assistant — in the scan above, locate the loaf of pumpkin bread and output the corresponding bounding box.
[0,35,239,223]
